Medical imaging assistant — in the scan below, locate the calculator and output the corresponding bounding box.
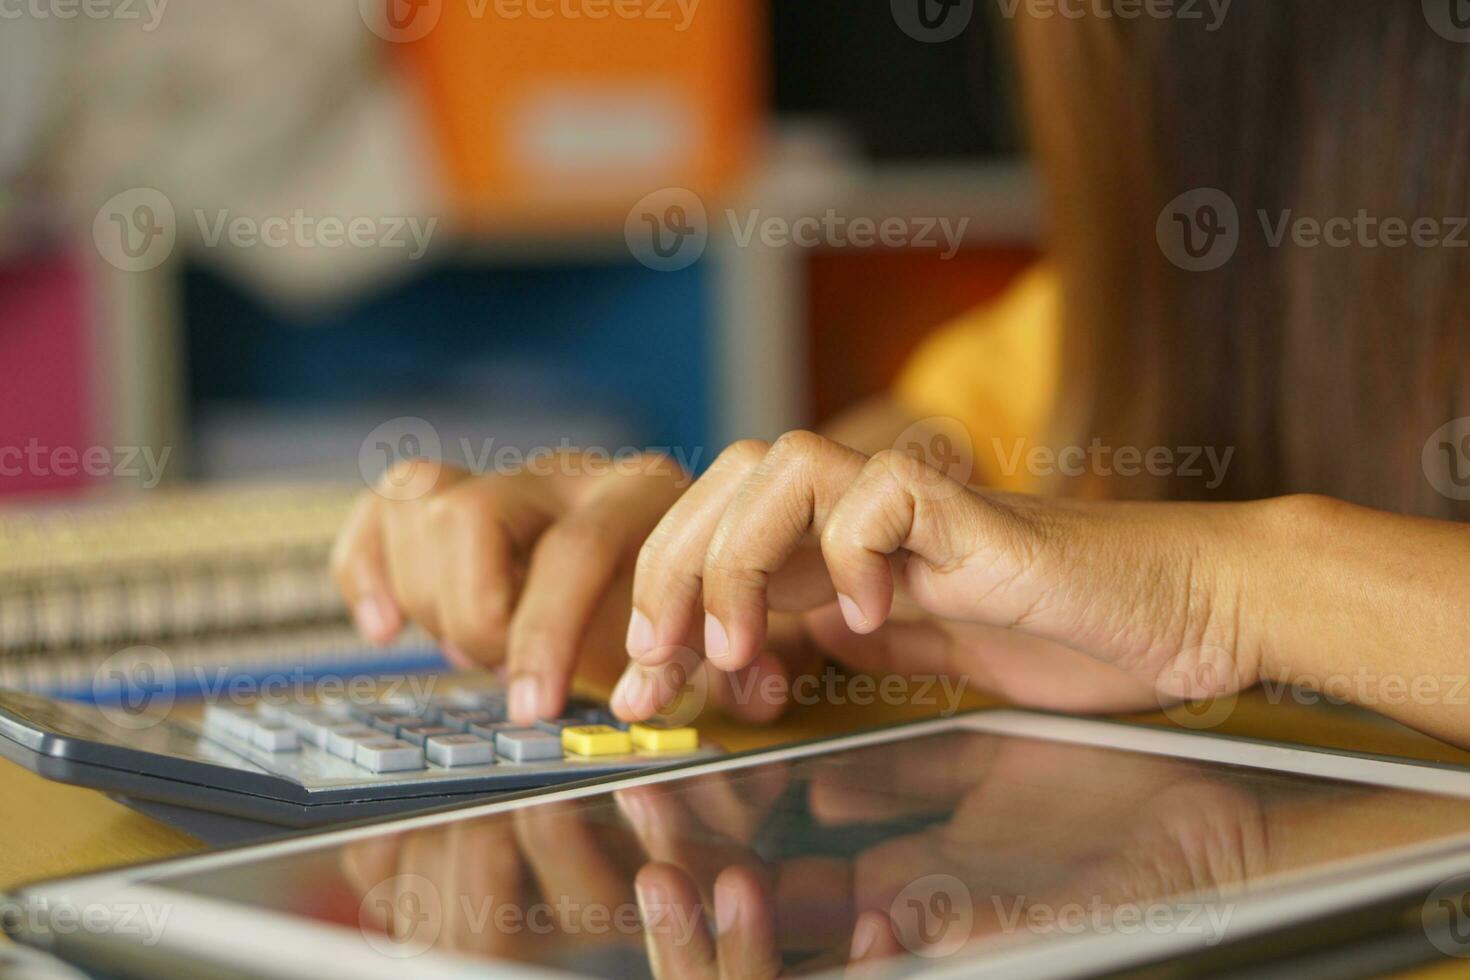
[0,675,716,827]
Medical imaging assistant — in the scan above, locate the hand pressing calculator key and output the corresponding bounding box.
[0,677,715,827]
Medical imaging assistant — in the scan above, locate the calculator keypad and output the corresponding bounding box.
[325,724,380,759]
[354,738,426,773]
[495,728,565,763]
[425,734,495,767]
[192,676,711,791]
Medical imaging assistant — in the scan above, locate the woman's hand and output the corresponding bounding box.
[330,453,687,723]
[613,431,1270,721]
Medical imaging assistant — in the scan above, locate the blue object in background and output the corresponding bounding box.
[183,258,717,471]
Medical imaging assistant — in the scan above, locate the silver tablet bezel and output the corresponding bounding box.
[12,709,1470,979]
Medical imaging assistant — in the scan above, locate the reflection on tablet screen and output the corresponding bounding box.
[152,730,1470,976]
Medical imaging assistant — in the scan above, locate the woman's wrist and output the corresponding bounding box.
[1235,493,1470,743]
[1233,493,1341,690]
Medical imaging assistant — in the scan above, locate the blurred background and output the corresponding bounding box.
[0,0,1040,497]
[0,0,1043,693]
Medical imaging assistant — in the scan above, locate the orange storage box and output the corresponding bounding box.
[383,0,764,233]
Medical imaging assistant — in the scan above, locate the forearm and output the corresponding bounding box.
[1246,495,1470,745]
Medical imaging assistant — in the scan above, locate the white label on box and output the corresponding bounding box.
[508,85,696,184]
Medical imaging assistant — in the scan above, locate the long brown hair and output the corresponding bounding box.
[1015,3,1470,517]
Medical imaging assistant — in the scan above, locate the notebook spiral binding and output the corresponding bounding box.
[0,486,446,698]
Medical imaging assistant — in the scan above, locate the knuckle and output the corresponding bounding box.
[715,439,771,472]
[421,494,462,529]
[867,447,915,475]
[378,459,469,500]
[422,490,500,542]
[703,548,768,591]
[769,429,828,462]
[867,448,935,490]
[378,457,432,493]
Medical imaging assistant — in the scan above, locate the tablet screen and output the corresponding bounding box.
[148,728,1470,976]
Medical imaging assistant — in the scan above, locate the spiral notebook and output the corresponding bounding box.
[0,485,445,699]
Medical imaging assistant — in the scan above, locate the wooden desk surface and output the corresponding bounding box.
[4,686,1470,978]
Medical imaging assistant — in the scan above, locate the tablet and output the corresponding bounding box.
[10,710,1470,979]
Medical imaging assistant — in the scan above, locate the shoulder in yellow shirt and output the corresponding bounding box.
[893,264,1060,494]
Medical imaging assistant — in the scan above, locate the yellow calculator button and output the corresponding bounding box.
[629,723,699,753]
[561,725,633,756]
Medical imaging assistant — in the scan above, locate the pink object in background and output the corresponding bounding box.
[0,249,97,497]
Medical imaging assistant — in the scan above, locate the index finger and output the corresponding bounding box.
[699,431,868,672]
[506,459,685,722]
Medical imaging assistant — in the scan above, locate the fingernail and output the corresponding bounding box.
[837,593,871,633]
[509,676,542,722]
[850,916,880,960]
[635,876,666,916]
[617,788,648,826]
[441,644,475,670]
[610,667,644,717]
[626,609,656,660]
[704,613,732,668]
[354,596,395,644]
[714,878,739,935]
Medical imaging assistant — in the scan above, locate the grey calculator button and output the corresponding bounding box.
[255,701,288,724]
[282,708,334,741]
[468,721,516,741]
[451,693,507,721]
[354,739,426,773]
[325,724,381,759]
[296,713,340,747]
[448,683,504,704]
[315,698,357,722]
[534,718,579,735]
[495,728,563,763]
[377,690,431,713]
[399,725,455,746]
[203,704,253,738]
[370,714,421,735]
[438,709,492,732]
[250,722,300,752]
[425,734,496,767]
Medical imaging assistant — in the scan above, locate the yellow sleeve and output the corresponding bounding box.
[893,264,1060,494]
